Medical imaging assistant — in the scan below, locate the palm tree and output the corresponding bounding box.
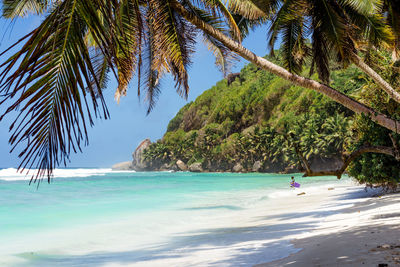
[174,1,400,126]
[0,0,399,180]
[0,0,242,180]
[238,0,400,103]
[321,113,353,155]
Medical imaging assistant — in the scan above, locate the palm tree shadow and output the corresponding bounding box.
[15,220,317,267]
[15,188,395,267]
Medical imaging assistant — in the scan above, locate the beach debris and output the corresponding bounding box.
[378,244,392,249]
[378,263,388,267]
[328,187,335,190]
[297,192,306,196]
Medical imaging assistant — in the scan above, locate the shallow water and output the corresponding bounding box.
[0,169,351,266]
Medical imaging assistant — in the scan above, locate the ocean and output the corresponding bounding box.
[0,168,355,266]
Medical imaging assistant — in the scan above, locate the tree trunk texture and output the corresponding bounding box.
[350,53,400,104]
[172,1,400,133]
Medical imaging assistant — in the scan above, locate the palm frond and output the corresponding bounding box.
[232,13,267,38]
[342,1,393,50]
[139,8,162,114]
[0,0,110,182]
[149,0,196,99]
[114,0,144,102]
[2,0,49,18]
[310,25,331,83]
[281,18,309,74]
[88,48,110,96]
[339,0,381,15]
[310,0,353,62]
[228,0,271,20]
[384,0,400,58]
[200,0,242,41]
[192,6,238,75]
[268,0,308,73]
[204,34,238,75]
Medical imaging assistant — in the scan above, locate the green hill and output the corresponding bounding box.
[142,52,400,187]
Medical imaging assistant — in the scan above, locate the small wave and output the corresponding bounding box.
[183,205,244,211]
[0,168,129,181]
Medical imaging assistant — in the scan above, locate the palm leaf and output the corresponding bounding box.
[268,0,308,73]
[2,0,49,18]
[0,0,110,182]
[114,0,144,103]
[200,0,242,41]
[385,0,400,58]
[192,6,238,75]
[148,0,196,100]
[228,0,270,20]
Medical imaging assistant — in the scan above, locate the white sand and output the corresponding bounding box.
[3,177,399,267]
[256,186,400,267]
[104,179,400,266]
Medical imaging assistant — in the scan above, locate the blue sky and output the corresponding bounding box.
[0,14,270,168]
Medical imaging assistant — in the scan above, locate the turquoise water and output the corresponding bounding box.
[0,169,350,266]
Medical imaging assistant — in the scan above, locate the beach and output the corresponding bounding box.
[0,169,399,266]
[259,189,400,266]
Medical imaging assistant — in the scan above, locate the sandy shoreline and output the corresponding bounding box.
[256,188,400,267]
[2,173,399,266]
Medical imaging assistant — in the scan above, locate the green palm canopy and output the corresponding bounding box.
[0,0,399,182]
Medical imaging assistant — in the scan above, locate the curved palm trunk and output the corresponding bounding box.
[172,1,400,133]
[350,53,400,104]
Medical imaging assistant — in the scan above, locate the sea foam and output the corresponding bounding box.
[0,168,135,181]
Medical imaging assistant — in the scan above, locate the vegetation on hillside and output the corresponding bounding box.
[144,51,400,187]
[1,0,400,183]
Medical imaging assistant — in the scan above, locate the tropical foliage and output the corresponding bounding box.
[0,0,244,181]
[143,50,400,186]
[0,0,400,183]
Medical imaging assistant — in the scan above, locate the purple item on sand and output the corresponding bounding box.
[291,182,300,188]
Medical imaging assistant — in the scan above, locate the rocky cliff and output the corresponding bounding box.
[112,139,152,171]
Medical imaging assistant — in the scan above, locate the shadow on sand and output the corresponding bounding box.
[15,187,398,267]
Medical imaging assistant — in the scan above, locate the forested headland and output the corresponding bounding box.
[143,50,400,187]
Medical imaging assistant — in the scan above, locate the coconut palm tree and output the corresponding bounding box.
[0,0,243,180]
[174,1,400,126]
[236,0,400,103]
[0,0,399,180]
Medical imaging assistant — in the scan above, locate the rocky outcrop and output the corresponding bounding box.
[252,161,262,172]
[310,157,343,171]
[226,72,241,86]
[233,163,244,172]
[114,139,343,173]
[112,161,133,170]
[132,139,152,171]
[176,160,188,171]
[189,162,203,172]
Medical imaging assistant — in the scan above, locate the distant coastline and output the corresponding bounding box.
[112,138,343,174]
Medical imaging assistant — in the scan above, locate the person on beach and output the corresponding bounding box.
[290,176,295,187]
